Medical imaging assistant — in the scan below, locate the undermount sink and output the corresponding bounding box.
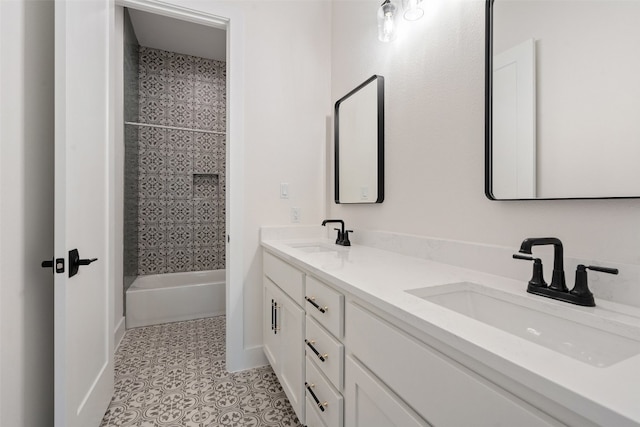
[287,243,338,254]
[406,282,640,367]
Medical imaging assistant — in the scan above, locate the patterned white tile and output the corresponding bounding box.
[166,129,194,151]
[137,248,167,275]
[136,46,226,274]
[101,317,301,427]
[193,223,218,247]
[165,175,193,203]
[138,223,166,249]
[165,222,193,249]
[138,199,166,224]
[138,148,166,175]
[166,247,194,272]
[166,199,193,222]
[165,101,194,128]
[193,152,219,175]
[166,150,193,176]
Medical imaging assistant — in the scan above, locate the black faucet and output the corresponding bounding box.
[321,219,352,246]
[514,237,619,307]
[518,237,567,292]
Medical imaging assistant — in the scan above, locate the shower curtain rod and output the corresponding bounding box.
[125,121,226,135]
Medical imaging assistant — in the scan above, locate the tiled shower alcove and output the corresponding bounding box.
[127,46,227,276]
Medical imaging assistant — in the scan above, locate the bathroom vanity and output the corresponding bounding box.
[261,227,640,427]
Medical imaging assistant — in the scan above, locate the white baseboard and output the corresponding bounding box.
[244,344,268,368]
[114,316,126,351]
[226,345,268,372]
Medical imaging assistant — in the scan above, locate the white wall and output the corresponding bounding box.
[238,0,331,357]
[0,0,55,425]
[329,0,640,267]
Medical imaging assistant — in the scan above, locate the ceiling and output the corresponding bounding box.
[128,9,226,61]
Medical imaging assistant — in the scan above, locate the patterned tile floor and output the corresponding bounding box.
[100,316,302,426]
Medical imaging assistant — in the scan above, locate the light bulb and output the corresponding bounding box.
[402,0,424,21]
[377,0,398,42]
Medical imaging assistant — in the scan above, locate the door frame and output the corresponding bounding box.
[113,0,250,370]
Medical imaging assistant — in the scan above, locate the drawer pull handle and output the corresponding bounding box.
[305,296,328,314]
[271,299,275,332]
[305,382,328,412]
[273,301,279,334]
[305,339,328,362]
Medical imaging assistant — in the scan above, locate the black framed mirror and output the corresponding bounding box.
[335,75,384,204]
[486,0,640,200]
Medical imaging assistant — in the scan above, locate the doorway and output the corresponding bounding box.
[121,8,228,328]
[113,0,248,374]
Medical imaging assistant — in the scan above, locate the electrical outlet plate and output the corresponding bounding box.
[291,207,300,223]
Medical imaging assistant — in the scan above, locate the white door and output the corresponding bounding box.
[277,288,305,421]
[54,0,113,426]
[263,277,280,370]
[492,38,537,199]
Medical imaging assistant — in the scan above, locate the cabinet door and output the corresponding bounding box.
[277,289,306,422]
[263,277,280,372]
[345,356,430,427]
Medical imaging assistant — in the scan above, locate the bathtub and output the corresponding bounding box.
[126,269,225,328]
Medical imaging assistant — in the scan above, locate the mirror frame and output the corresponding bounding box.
[334,74,385,204]
[484,0,640,201]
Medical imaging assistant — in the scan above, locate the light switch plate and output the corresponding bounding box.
[280,183,289,199]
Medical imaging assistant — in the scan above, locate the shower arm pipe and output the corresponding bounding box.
[124,121,226,135]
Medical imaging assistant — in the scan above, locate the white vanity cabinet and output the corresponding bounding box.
[345,302,560,427]
[263,248,566,427]
[344,355,430,427]
[263,252,306,423]
[303,276,346,427]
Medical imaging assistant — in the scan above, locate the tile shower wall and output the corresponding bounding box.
[136,46,226,275]
[123,9,139,291]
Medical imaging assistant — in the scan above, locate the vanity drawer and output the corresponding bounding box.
[306,316,344,390]
[263,251,304,305]
[346,302,558,427]
[305,276,344,338]
[305,355,343,427]
[305,397,328,427]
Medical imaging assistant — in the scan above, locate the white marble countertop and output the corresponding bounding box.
[261,235,640,426]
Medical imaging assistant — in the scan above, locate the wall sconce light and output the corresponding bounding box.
[402,0,424,21]
[377,0,398,43]
[378,0,425,42]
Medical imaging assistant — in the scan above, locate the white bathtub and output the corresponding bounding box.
[126,269,225,328]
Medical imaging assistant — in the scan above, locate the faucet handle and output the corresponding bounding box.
[333,228,343,244]
[342,230,353,247]
[513,254,547,289]
[570,264,618,307]
[584,265,619,275]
